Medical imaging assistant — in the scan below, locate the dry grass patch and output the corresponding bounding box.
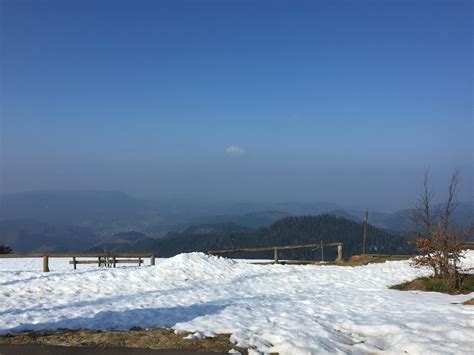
[463,298,474,305]
[0,328,247,354]
[390,274,474,295]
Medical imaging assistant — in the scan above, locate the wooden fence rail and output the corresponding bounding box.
[0,253,156,272]
[209,242,343,264]
[0,252,155,258]
[461,242,474,250]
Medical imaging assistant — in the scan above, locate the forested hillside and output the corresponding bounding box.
[153,215,412,260]
[0,214,413,257]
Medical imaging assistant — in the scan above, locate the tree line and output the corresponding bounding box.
[153,214,412,260]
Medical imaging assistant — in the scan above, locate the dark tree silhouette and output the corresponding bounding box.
[0,245,12,254]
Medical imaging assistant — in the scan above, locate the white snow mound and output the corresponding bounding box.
[0,251,473,354]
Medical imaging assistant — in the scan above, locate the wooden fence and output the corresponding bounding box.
[461,242,474,250]
[208,242,343,264]
[0,253,156,272]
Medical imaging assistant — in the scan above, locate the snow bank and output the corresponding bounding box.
[1,252,473,354]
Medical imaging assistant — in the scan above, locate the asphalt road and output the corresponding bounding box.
[0,344,227,355]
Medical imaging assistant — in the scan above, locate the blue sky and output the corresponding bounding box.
[1,0,472,210]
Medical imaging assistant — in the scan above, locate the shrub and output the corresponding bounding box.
[410,171,473,293]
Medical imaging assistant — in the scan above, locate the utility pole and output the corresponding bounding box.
[362,208,368,255]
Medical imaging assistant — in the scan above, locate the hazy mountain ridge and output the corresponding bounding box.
[224,202,342,216]
[1,191,347,236]
[182,222,252,235]
[1,191,472,253]
[367,202,474,232]
[83,215,412,259]
[190,210,293,228]
[0,219,100,253]
[88,231,158,253]
[150,215,412,259]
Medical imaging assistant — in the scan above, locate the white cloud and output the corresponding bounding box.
[289,112,301,121]
[226,145,245,156]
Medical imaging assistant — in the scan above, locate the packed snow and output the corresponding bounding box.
[1,252,473,354]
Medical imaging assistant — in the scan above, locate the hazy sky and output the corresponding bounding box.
[1,0,473,210]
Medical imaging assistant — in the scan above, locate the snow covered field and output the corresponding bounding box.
[1,253,473,354]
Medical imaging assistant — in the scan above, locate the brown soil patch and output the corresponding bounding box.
[463,298,474,305]
[0,328,247,354]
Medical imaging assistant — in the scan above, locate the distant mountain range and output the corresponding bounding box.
[0,219,99,253]
[361,204,473,233]
[0,190,350,233]
[223,201,342,215]
[0,190,472,254]
[88,231,158,253]
[94,215,413,260]
[0,190,168,238]
[189,210,292,228]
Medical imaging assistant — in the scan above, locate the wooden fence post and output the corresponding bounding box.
[336,244,343,263]
[72,257,77,270]
[150,255,155,266]
[273,248,279,264]
[43,256,49,272]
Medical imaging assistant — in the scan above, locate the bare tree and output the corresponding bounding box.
[410,170,472,292]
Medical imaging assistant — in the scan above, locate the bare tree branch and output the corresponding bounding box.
[443,169,460,232]
[410,169,468,292]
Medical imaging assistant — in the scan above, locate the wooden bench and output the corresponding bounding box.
[69,256,146,269]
